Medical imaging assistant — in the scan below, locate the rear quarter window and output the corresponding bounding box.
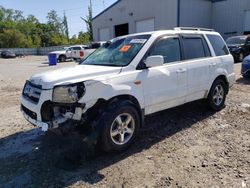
[207,34,229,56]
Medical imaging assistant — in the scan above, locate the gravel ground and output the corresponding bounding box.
[0,56,249,188]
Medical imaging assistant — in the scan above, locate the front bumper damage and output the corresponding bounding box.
[22,110,49,131]
[21,101,86,132]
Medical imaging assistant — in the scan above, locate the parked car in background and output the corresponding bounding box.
[64,45,86,62]
[241,55,250,78]
[86,41,106,49]
[226,35,250,62]
[1,50,16,58]
[21,28,235,152]
[49,43,105,63]
[48,46,73,62]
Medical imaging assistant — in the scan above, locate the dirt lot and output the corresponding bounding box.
[0,56,249,188]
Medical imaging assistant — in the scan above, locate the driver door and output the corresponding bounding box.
[141,36,188,115]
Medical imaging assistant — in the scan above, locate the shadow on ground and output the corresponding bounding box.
[236,77,250,85]
[0,100,215,187]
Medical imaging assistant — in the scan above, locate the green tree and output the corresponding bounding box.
[0,29,26,48]
[78,31,90,44]
[63,11,69,42]
[81,0,93,41]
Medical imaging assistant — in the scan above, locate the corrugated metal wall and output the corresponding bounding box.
[180,0,212,28]
[212,0,250,39]
[92,0,178,41]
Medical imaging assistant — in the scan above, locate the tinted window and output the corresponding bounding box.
[207,34,229,56]
[182,37,206,60]
[246,37,250,45]
[72,47,81,50]
[149,37,181,63]
[226,36,247,45]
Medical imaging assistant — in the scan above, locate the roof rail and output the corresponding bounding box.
[174,27,214,32]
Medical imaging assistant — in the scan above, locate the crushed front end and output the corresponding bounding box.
[21,80,87,131]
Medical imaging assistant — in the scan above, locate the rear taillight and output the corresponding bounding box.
[80,51,84,57]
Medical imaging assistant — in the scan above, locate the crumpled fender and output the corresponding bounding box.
[79,80,144,111]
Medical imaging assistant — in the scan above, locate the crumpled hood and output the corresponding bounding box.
[30,65,122,89]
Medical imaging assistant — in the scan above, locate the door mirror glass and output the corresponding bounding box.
[145,55,164,68]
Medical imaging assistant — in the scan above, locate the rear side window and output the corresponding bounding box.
[182,37,208,60]
[207,34,229,56]
[72,47,81,50]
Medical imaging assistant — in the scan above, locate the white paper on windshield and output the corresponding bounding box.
[130,39,147,44]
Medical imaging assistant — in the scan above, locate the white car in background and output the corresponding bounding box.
[49,42,106,63]
[21,28,235,152]
[49,45,86,62]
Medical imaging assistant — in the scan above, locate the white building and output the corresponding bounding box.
[92,0,250,41]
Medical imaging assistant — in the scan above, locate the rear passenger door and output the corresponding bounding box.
[181,34,212,102]
[71,47,82,58]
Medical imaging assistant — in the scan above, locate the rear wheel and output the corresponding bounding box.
[207,79,227,111]
[59,55,66,62]
[99,100,140,152]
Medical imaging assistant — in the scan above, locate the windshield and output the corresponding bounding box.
[226,36,247,45]
[81,34,151,67]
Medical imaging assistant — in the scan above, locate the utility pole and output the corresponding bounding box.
[102,0,106,9]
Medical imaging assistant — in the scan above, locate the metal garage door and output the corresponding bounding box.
[136,18,155,33]
[99,28,110,41]
[244,10,250,32]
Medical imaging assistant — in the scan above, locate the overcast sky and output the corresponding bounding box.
[0,0,117,36]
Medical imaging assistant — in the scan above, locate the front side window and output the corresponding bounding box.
[81,34,151,67]
[148,37,181,63]
[207,34,229,56]
[182,37,206,60]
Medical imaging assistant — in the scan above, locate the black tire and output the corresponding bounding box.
[207,79,227,111]
[98,100,140,152]
[238,52,244,62]
[59,55,66,62]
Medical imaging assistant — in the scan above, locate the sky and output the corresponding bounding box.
[0,0,117,36]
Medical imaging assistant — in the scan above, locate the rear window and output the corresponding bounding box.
[207,34,229,56]
[72,47,81,50]
[182,37,208,60]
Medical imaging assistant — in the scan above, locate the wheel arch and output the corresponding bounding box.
[86,94,144,128]
[209,75,229,96]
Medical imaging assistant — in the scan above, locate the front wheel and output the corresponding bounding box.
[238,52,244,62]
[207,79,227,111]
[99,100,140,152]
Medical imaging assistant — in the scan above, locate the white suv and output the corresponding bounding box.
[21,28,235,152]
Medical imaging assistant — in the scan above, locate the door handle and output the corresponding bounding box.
[176,68,187,73]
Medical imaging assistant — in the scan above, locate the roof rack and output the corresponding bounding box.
[174,27,214,32]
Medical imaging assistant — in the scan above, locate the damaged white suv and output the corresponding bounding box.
[21,28,235,152]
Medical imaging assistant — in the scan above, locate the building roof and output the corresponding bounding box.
[92,0,122,21]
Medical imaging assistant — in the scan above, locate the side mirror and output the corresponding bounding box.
[145,55,164,68]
